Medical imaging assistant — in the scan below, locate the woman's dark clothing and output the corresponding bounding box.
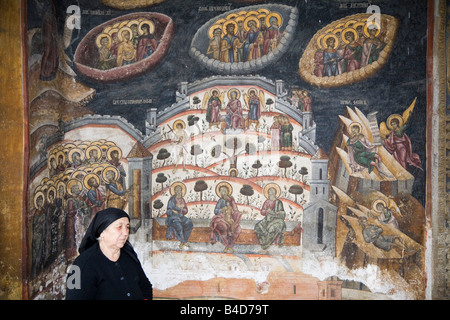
[65,242,152,300]
[65,208,152,300]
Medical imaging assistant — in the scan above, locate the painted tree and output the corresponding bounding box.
[278,155,292,178]
[240,184,254,205]
[252,160,262,177]
[299,166,308,182]
[194,180,208,201]
[155,173,167,191]
[289,185,303,204]
[153,199,164,217]
[157,148,171,167]
[188,114,201,134]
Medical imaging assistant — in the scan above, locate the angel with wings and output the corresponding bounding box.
[243,88,265,129]
[379,98,422,171]
[203,89,225,128]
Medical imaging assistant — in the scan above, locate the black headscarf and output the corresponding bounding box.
[79,208,140,264]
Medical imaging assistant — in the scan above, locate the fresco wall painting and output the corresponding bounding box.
[7,0,447,300]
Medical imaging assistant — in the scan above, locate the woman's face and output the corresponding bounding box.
[100,217,130,250]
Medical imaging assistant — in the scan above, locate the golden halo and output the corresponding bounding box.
[68,147,85,163]
[33,191,46,209]
[118,26,133,42]
[263,183,281,199]
[47,185,57,202]
[102,165,120,183]
[332,28,343,35]
[237,10,248,16]
[372,199,388,214]
[108,28,119,37]
[235,15,246,23]
[344,19,358,27]
[247,87,258,96]
[70,170,87,181]
[335,22,345,29]
[85,145,102,160]
[118,21,128,29]
[92,165,105,177]
[353,21,366,30]
[139,20,155,35]
[56,150,66,164]
[127,19,140,29]
[228,168,238,176]
[83,173,100,190]
[244,16,260,31]
[170,181,186,197]
[387,114,404,130]
[349,122,363,133]
[96,33,112,48]
[245,10,260,17]
[257,8,270,15]
[322,34,339,49]
[208,24,223,39]
[265,12,283,28]
[222,20,238,35]
[173,119,186,130]
[216,181,233,197]
[66,179,83,196]
[48,154,57,169]
[56,180,66,195]
[341,27,358,44]
[106,146,122,161]
[227,88,241,100]
[316,33,326,49]
[209,88,221,97]
[364,21,381,38]
[226,13,239,20]
[257,13,268,21]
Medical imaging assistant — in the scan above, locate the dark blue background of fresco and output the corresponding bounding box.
[27,0,428,204]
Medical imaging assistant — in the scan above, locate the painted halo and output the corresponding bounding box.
[83,173,101,190]
[322,33,339,49]
[106,146,122,161]
[222,20,238,35]
[349,122,363,133]
[66,179,83,196]
[47,185,57,202]
[216,181,233,197]
[227,88,241,100]
[372,199,388,215]
[265,12,283,28]
[102,165,120,182]
[96,33,112,48]
[363,21,381,38]
[68,147,86,163]
[33,190,46,209]
[170,181,187,197]
[56,180,66,196]
[263,183,281,199]
[386,114,404,130]
[244,15,260,31]
[118,26,133,41]
[208,24,223,39]
[341,27,359,44]
[85,145,102,160]
[173,119,186,130]
[139,19,155,35]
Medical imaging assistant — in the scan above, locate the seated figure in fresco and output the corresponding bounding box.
[225,90,243,130]
[255,184,286,254]
[136,23,158,61]
[210,183,242,253]
[346,122,384,176]
[96,35,116,70]
[166,182,193,249]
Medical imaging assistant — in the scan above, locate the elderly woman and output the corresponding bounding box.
[65,208,152,300]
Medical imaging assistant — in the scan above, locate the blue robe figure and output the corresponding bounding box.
[248,95,261,121]
[166,194,193,247]
[323,49,339,77]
